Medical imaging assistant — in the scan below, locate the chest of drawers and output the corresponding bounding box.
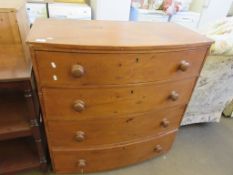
[27,19,212,173]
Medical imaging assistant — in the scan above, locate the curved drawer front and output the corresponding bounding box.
[42,78,195,120]
[35,49,206,87]
[47,106,184,148]
[52,132,176,173]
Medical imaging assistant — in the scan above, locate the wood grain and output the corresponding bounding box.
[16,4,31,66]
[35,49,206,87]
[47,106,184,149]
[0,12,20,44]
[27,20,213,173]
[0,45,31,81]
[52,132,176,173]
[0,137,40,174]
[42,78,196,120]
[27,19,213,51]
[0,90,31,140]
[0,3,31,81]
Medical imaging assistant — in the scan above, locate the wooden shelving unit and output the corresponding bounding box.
[0,80,48,174]
[0,0,48,173]
[0,90,31,141]
[0,137,40,174]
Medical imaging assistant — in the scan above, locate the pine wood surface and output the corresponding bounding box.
[0,137,40,174]
[0,90,31,141]
[52,132,176,173]
[27,19,212,173]
[27,19,213,51]
[34,48,206,87]
[0,2,31,82]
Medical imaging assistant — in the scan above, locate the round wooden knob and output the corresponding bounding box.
[170,91,179,101]
[75,131,85,142]
[154,145,163,153]
[161,118,170,128]
[71,64,84,78]
[73,100,85,112]
[179,60,190,72]
[78,159,86,167]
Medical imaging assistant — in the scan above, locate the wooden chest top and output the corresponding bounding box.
[27,19,213,51]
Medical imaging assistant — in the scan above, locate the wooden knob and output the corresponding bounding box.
[75,131,85,142]
[71,64,84,78]
[170,91,179,101]
[179,60,190,72]
[161,118,170,128]
[154,145,163,153]
[78,159,86,167]
[73,100,85,112]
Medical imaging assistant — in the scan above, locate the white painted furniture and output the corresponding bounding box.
[194,0,232,29]
[26,2,48,24]
[130,8,169,22]
[170,11,200,29]
[90,0,131,21]
[48,3,91,20]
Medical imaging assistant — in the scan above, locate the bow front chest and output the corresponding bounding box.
[27,19,212,173]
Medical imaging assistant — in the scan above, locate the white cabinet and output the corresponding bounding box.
[198,0,232,29]
[171,11,200,29]
[26,2,48,24]
[90,0,131,21]
[48,3,91,20]
[130,8,169,22]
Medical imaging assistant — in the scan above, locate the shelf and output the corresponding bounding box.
[0,90,32,141]
[0,45,31,82]
[0,137,40,174]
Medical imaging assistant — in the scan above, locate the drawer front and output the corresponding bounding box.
[42,78,196,120]
[35,49,206,87]
[47,106,184,148]
[52,132,176,173]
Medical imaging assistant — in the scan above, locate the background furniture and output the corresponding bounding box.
[90,0,131,21]
[0,0,48,173]
[26,2,48,25]
[0,78,48,174]
[197,0,232,29]
[130,0,233,30]
[170,11,200,29]
[26,0,91,23]
[130,2,201,30]
[130,7,200,30]
[0,0,31,79]
[48,2,91,20]
[27,19,212,173]
[130,8,170,22]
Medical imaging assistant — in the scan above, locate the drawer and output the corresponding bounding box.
[35,49,206,87]
[42,78,196,120]
[47,106,184,148]
[52,132,176,173]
